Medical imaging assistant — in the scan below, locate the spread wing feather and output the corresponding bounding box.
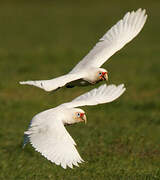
[62,84,126,108]
[24,111,83,169]
[19,73,84,92]
[71,9,147,72]
[23,83,126,168]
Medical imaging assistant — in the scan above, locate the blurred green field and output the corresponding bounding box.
[0,0,160,179]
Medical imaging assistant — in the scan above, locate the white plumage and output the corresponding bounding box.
[62,84,125,108]
[71,8,147,70]
[20,9,147,92]
[24,84,126,169]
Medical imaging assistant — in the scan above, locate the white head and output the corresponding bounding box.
[84,67,108,83]
[62,108,87,125]
[97,68,108,81]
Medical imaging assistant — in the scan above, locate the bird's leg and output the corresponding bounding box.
[64,123,72,126]
[66,85,75,88]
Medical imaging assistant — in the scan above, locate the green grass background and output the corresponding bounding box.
[0,0,160,179]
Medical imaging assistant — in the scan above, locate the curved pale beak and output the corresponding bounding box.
[103,72,108,81]
[80,113,87,124]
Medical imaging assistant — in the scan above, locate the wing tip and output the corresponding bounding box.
[118,83,126,92]
[64,157,85,169]
[19,81,25,85]
[29,135,84,169]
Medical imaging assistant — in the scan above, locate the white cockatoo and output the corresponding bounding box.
[23,84,126,169]
[20,9,147,92]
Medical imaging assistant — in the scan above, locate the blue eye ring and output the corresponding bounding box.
[77,113,80,117]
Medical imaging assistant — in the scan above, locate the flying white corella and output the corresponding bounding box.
[23,84,126,168]
[20,9,147,92]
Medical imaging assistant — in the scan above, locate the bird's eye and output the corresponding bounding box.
[77,113,80,117]
[99,72,102,76]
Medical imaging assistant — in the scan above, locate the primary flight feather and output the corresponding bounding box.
[23,84,126,169]
[20,9,147,92]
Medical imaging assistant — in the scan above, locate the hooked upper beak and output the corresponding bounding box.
[80,113,87,124]
[100,72,108,81]
[103,72,108,81]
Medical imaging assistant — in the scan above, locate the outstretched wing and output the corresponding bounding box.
[71,9,147,72]
[24,110,83,169]
[62,84,126,108]
[19,73,84,92]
